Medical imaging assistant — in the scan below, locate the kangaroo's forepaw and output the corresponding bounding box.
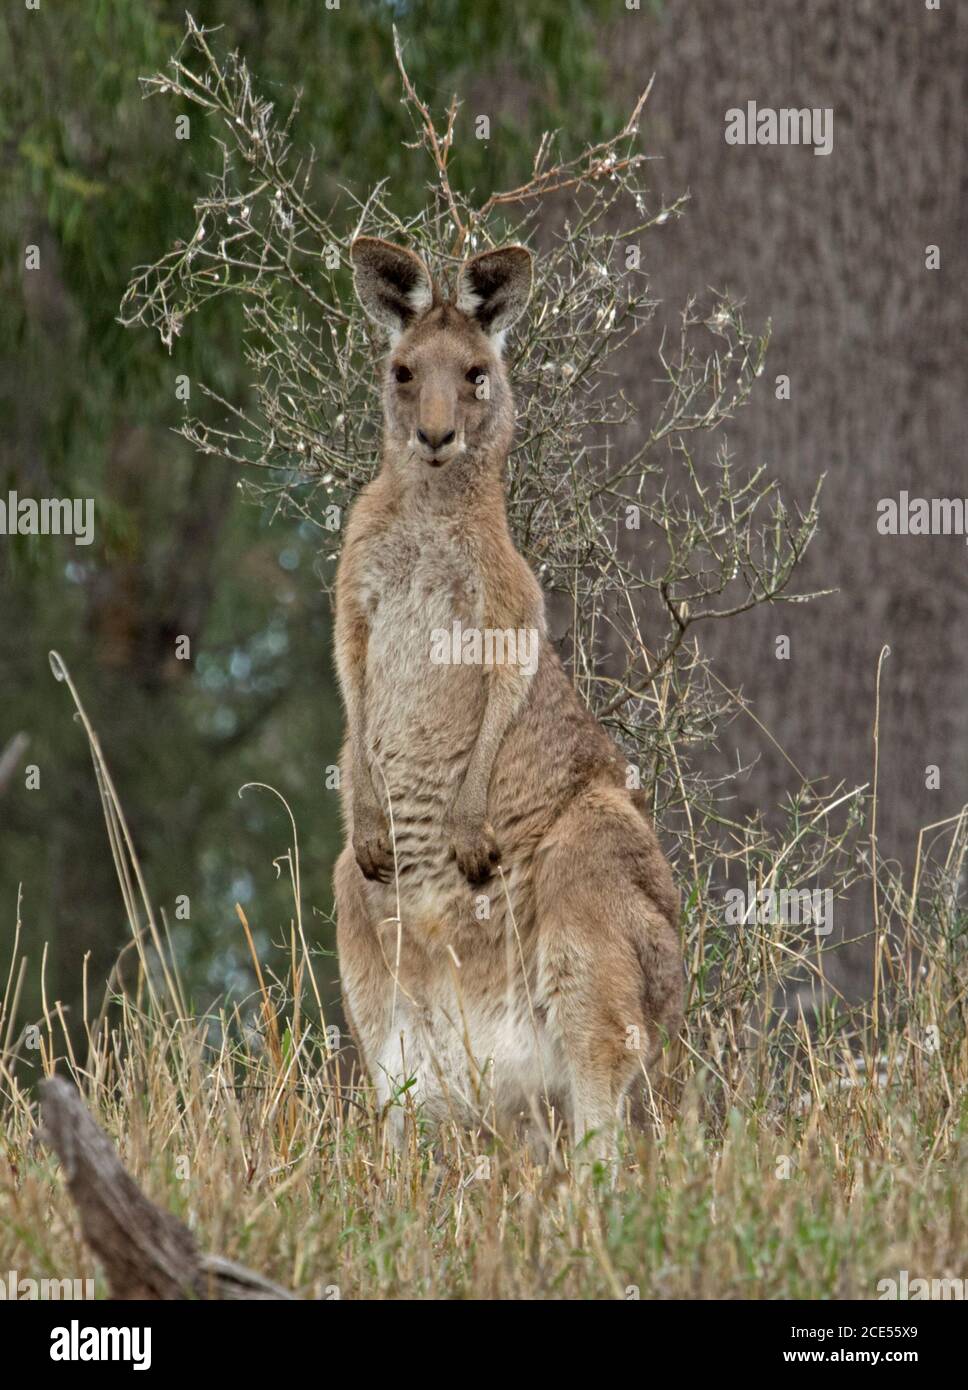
[353,815,394,882]
[450,821,500,886]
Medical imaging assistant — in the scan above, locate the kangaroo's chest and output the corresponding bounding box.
[358,516,484,726]
[355,516,485,878]
[359,515,483,638]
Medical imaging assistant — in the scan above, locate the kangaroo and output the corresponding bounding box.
[334,237,683,1155]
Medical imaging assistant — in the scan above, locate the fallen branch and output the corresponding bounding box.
[38,1077,294,1300]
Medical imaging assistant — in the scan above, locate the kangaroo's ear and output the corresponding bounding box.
[455,245,533,344]
[350,237,434,336]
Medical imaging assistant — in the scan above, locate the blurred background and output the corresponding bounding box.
[2,0,964,1026]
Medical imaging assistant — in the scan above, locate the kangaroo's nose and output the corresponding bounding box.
[417,427,456,451]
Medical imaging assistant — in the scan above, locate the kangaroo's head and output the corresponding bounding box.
[350,237,532,473]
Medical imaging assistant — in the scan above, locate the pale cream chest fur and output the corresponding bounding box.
[352,510,490,921]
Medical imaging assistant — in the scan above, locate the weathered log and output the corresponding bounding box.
[38,1076,293,1300]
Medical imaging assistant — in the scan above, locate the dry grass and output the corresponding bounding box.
[1,660,965,1301]
[1,954,966,1300]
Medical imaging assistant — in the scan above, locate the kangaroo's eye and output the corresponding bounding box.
[393,365,413,384]
[466,366,486,385]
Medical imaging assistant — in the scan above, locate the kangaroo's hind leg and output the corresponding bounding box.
[333,846,406,1139]
[533,787,683,1158]
[335,847,449,1150]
